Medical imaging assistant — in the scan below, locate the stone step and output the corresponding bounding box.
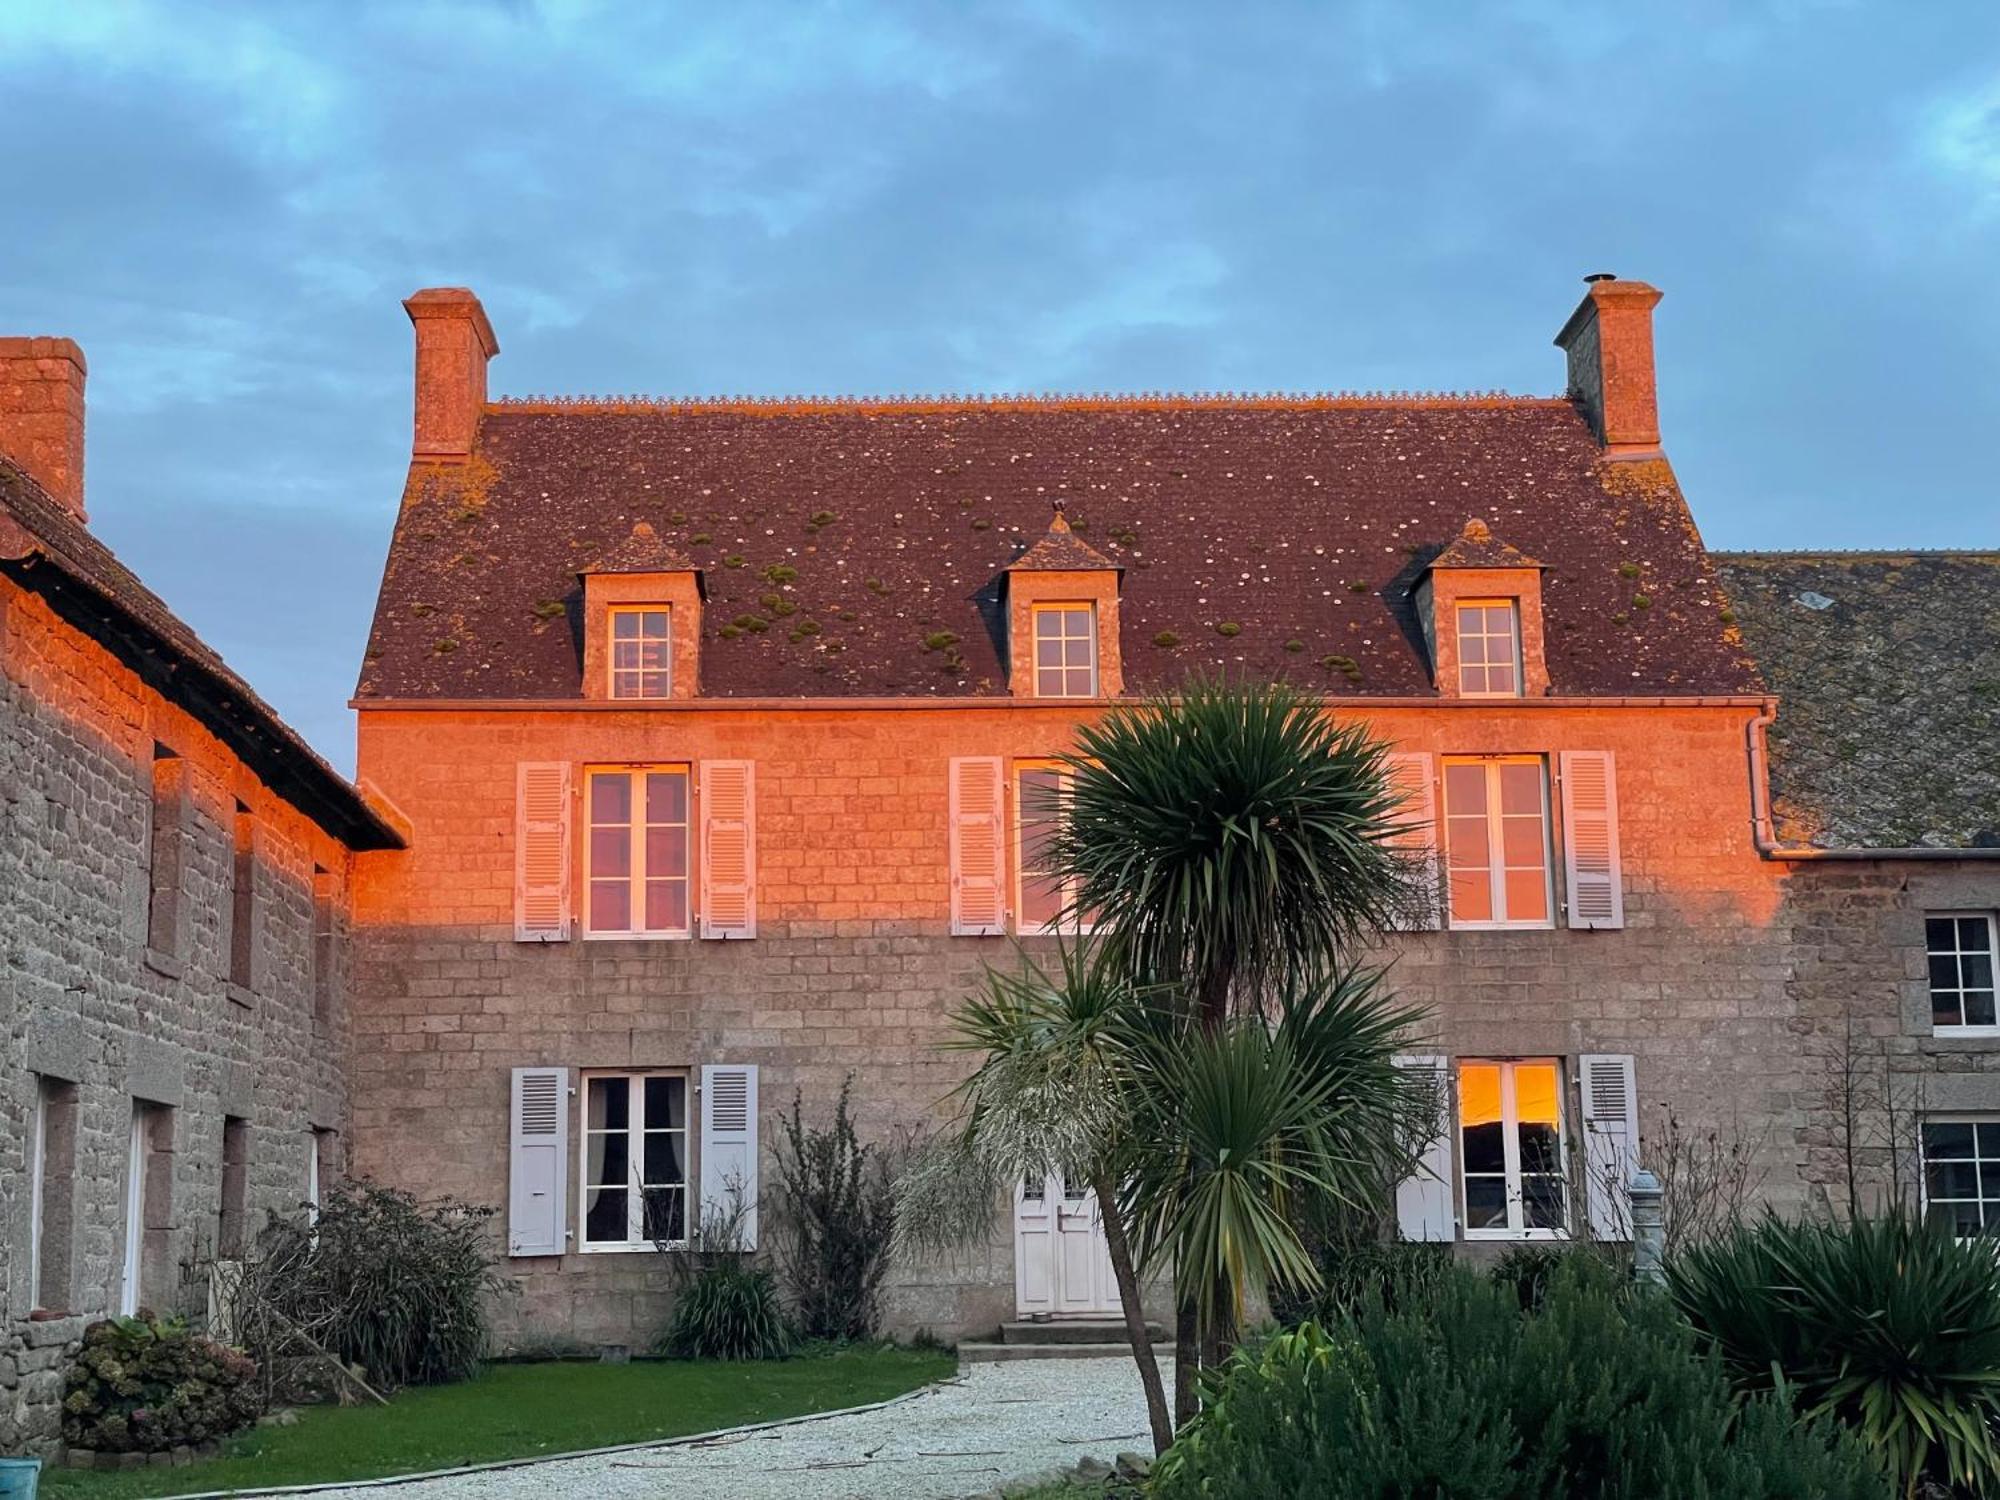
[959,1340,1147,1363]
[1001,1319,1163,1345]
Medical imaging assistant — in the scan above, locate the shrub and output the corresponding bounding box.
[63,1314,262,1453]
[238,1182,498,1390]
[1668,1212,2000,1496]
[658,1263,794,1360]
[774,1078,897,1342]
[1153,1261,1884,1499]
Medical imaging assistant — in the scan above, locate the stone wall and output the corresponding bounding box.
[349,697,1817,1349]
[0,576,355,1455]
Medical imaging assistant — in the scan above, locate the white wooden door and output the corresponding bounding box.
[1014,1173,1118,1317]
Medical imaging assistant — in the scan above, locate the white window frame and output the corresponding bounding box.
[607,605,673,700]
[1031,603,1098,700]
[28,1080,48,1310]
[583,765,693,940]
[120,1103,146,1316]
[1442,756,1555,930]
[1920,1114,2000,1239]
[578,1070,691,1253]
[1455,598,1523,698]
[1459,1057,1570,1242]
[1014,761,1096,936]
[1927,911,2000,1037]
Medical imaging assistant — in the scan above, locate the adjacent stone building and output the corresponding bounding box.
[0,340,399,1452]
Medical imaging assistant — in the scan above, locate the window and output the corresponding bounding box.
[1456,601,1522,697]
[1922,1118,2000,1238]
[1016,764,1092,934]
[146,746,185,957]
[30,1076,77,1313]
[229,801,255,992]
[218,1116,249,1257]
[1442,757,1552,928]
[1032,604,1097,698]
[580,1072,689,1249]
[121,1102,173,1316]
[1459,1059,1567,1238]
[608,606,672,699]
[1928,913,1998,1033]
[585,767,691,937]
[307,1127,337,1225]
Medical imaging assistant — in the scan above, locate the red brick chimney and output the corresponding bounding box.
[1553,275,1664,458]
[0,336,87,520]
[404,288,498,462]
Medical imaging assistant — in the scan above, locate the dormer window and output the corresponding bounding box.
[1033,604,1098,699]
[1456,601,1521,698]
[609,606,672,699]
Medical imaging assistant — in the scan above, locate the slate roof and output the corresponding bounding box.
[0,457,400,850]
[1006,508,1122,574]
[356,396,1762,701]
[580,521,700,580]
[1712,552,2000,851]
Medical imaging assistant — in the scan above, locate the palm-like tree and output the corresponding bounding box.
[1047,678,1428,1417]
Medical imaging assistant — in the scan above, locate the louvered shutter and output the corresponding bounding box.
[699,760,756,939]
[1560,751,1624,930]
[1393,1053,1455,1241]
[949,756,1007,936]
[514,763,572,942]
[508,1067,569,1257]
[1384,752,1441,931]
[1579,1054,1639,1240]
[699,1064,760,1251]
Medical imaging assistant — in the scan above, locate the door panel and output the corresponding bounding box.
[1016,1173,1119,1316]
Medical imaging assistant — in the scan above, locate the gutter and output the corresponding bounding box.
[1745,698,2000,862]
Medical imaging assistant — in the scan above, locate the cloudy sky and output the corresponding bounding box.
[2,1,1996,768]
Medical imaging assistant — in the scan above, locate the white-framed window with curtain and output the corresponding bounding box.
[1458,1058,1567,1239]
[584,766,692,938]
[579,1071,689,1250]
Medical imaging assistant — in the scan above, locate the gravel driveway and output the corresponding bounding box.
[303,1357,1161,1500]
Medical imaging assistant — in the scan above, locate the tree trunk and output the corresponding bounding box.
[1174,1299,1201,1425]
[1093,1168,1174,1456]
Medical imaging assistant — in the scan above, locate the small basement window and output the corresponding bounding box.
[608,606,673,700]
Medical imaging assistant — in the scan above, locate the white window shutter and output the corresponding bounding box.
[1560,751,1624,930]
[700,1064,760,1250]
[949,756,1006,936]
[699,760,757,939]
[508,1067,569,1257]
[1392,1053,1455,1241]
[1384,752,1441,931]
[1579,1054,1639,1241]
[515,762,572,942]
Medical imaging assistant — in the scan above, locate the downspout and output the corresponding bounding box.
[1745,700,2000,862]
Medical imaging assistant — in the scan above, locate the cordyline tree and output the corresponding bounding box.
[896,679,1431,1448]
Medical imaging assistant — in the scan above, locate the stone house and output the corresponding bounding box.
[0,339,400,1452]
[342,275,1998,1354]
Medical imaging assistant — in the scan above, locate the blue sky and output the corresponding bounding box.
[2,1,1997,768]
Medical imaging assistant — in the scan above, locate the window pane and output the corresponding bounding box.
[1935,991,1967,1029]
[1928,916,1957,950]
[1523,1175,1566,1230]
[588,1077,629,1132]
[644,880,688,932]
[1961,917,1992,950]
[1926,1121,1975,1157]
[643,1131,685,1187]
[1037,639,1065,668]
[1020,874,1064,930]
[590,881,630,932]
[613,612,640,640]
[642,1186,685,1242]
[592,827,631,878]
[1518,1123,1562,1176]
[1462,1122,1505,1175]
[1968,990,1999,1029]
[1964,952,1994,991]
[1932,954,1962,993]
[1501,814,1546,867]
[1980,1123,2000,1157]
[1448,868,1493,924]
[1465,1177,1507,1229]
[641,610,670,639]
[646,827,688,880]
[1498,763,1542,817]
[647,772,687,825]
[1504,868,1549,923]
[589,1130,629,1188]
[1445,762,1487,814]
[645,1077,686,1131]
[584,1187,629,1243]
[1485,662,1517,695]
[591,773,631,824]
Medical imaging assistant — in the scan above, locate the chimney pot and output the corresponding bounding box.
[404,288,498,461]
[0,335,87,520]
[1553,277,1663,458]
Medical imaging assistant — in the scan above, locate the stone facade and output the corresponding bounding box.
[0,501,385,1452]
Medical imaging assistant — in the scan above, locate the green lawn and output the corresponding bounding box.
[41,1346,953,1499]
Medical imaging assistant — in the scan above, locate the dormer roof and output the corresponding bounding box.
[1005,506,1122,575]
[1426,518,1546,572]
[579,520,701,579]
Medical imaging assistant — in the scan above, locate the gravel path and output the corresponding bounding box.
[304,1357,1160,1500]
